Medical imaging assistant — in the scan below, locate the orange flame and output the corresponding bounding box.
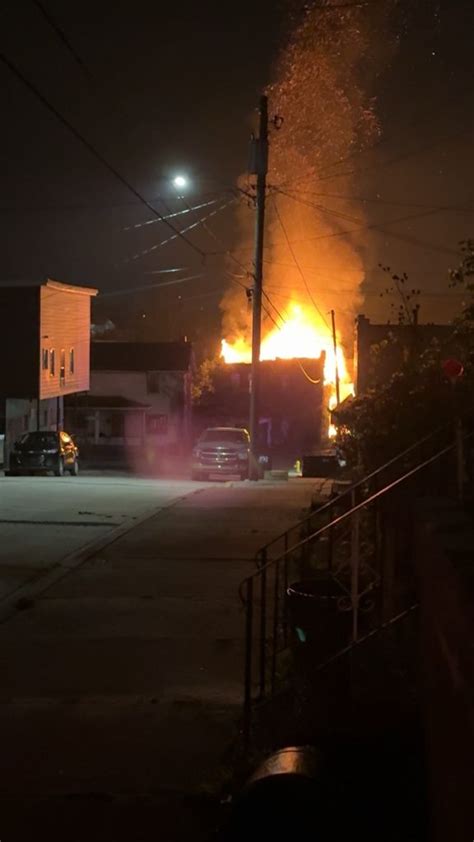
[221,301,353,438]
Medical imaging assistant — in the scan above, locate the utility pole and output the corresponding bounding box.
[330,309,341,406]
[249,95,269,479]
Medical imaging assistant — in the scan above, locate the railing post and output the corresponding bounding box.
[350,488,360,643]
[283,534,289,645]
[271,559,280,695]
[243,577,254,746]
[327,514,334,573]
[259,562,267,698]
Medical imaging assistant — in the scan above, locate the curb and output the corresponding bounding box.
[0,487,204,625]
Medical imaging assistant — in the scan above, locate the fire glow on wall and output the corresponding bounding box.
[221,302,354,437]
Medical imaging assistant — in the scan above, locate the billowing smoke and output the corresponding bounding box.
[222,0,399,359]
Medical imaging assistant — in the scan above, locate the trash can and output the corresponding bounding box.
[286,575,350,660]
[302,452,340,478]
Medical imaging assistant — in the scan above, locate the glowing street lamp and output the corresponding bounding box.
[173,175,188,190]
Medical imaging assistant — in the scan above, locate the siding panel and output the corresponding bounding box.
[40,286,92,399]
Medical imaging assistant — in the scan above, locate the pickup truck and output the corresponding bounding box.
[192,426,250,481]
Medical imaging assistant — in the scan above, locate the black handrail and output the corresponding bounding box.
[241,432,465,743]
[247,440,455,583]
[254,425,446,565]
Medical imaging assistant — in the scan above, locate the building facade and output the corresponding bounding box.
[0,279,97,462]
[355,314,456,395]
[65,341,194,469]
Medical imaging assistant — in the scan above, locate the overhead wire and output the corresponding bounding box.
[174,189,252,275]
[271,195,331,329]
[123,198,236,262]
[4,17,255,316]
[100,273,204,298]
[278,119,474,192]
[0,49,207,260]
[122,199,221,231]
[31,0,91,78]
[276,189,461,257]
[282,187,474,214]
[144,267,189,275]
[0,189,230,214]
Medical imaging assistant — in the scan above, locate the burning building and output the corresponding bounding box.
[194,353,325,467]
[220,301,354,441]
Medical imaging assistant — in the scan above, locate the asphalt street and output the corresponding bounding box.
[0,475,317,841]
[0,473,204,605]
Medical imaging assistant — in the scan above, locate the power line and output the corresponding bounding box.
[277,190,461,257]
[172,189,253,285]
[264,283,465,299]
[282,187,474,214]
[275,187,361,224]
[0,188,230,214]
[144,267,189,276]
[31,0,91,78]
[278,118,474,192]
[0,49,206,260]
[123,199,235,263]
[271,196,331,329]
[100,273,204,298]
[123,199,220,231]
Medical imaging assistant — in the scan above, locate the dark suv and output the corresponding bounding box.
[192,427,250,481]
[7,430,79,476]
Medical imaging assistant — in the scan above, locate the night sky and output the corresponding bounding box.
[1,0,473,355]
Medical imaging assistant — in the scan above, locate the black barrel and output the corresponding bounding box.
[286,576,350,659]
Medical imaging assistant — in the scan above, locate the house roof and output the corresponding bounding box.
[0,278,98,296]
[91,341,193,372]
[65,395,151,410]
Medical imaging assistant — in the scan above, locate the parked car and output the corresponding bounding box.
[192,427,250,481]
[6,430,79,476]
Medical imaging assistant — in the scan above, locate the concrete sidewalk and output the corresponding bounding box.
[0,478,316,841]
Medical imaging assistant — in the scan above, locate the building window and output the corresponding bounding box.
[42,349,49,370]
[69,348,75,374]
[146,371,160,393]
[60,349,66,385]
[50,349,55,377]
[146,414,168,435]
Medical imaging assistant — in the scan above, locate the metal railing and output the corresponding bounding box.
[241,429,467,743]
[254,425,449,570]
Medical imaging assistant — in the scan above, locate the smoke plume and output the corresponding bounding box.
[222,0,399,358]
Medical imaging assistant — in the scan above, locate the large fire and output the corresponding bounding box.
[221,302,353,438]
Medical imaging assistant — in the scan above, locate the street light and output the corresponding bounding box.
[173,175,188,189]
